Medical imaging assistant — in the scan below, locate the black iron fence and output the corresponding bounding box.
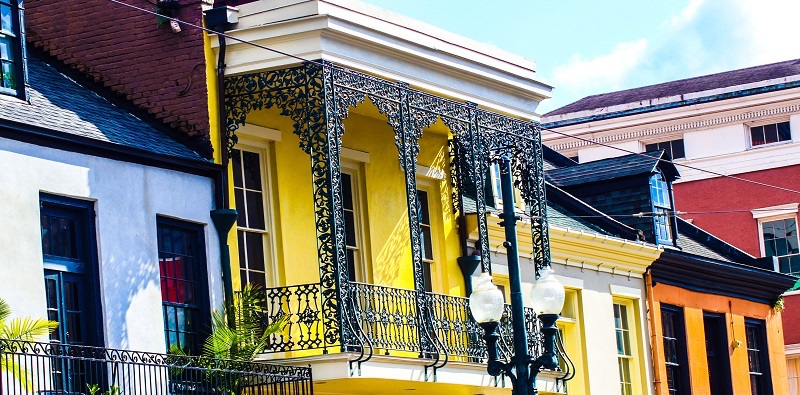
[0,339,313,395]
[261,282,547,362]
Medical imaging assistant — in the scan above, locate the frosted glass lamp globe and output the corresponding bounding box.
[468,272,505,323]
[529,267,565,315]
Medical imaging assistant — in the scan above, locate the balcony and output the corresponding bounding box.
[0,339,313,395]
[256,282,572,391]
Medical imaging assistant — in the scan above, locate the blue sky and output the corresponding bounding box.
[360,0,800,115]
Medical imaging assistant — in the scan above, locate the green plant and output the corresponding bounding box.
[169,285,288,393]
[773,296,785,314]
[87,383,120,395]
[0,298,59,391]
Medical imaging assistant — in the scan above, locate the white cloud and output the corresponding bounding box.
[552,39,648,93]
[542,0,800,114]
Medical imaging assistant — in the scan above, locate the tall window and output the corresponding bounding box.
[157,218,209,354]
[614,303,633,395]
[232,148,272,289]
[704,313,733,395]
[750,121,791,147]
[745,319,772,395]
[761,217,800,276]
[490,163,503,206]
[341,171,365,282]
[418,189,435,292]
[650,173,674,245]
[646,139,685,159]
[661,305,690,395]
[0,0,22,96]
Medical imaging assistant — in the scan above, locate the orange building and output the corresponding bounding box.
[647,222,796,395]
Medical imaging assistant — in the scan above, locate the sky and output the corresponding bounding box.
[359,0,800,115]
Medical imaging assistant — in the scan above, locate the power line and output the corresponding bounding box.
[104,0,800,198]
[539,125,800,196]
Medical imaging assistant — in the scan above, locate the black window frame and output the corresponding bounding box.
[660,304,690,395]
[745,318,773,395]
[646,139,686,160]
[157,216,211,355]
[39,193,105,347]
[704,312,733,395]
[0,0,26,99]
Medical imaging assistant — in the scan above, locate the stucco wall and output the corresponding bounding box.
[650,282,789,395]
[0,137,220,353]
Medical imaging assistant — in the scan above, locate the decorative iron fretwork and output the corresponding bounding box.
[260,283,324,352]
[225,59,553,360]
[0,339,313,395]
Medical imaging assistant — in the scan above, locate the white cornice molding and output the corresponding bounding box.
[752,203,799,219]
[549,102,800,151]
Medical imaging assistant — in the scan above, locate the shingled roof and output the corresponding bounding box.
[546,150,678,187]
[0,56,208,162]
[544,58,800,119]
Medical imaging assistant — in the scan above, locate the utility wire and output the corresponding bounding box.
[104,0,800,198]
[539,125,800,196]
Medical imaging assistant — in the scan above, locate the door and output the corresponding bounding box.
[40,194,104,393]
[704,313,733,395]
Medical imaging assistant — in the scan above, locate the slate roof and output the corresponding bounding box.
[546,150,677,187]
[673,218,755,264]
[0,56,207,162]
[462,195,611,236]
[545,58,800,117]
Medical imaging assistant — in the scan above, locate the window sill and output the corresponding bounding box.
[748,140,794,150]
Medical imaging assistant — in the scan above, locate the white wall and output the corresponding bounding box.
[578,140,641,163]
[683,123,747,159]
[0,137,221,353]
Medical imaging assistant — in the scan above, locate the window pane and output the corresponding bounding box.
[417,191,430,225]
[0,4,11,33]
[341,174,354,210]
[751,126,765,146]
[244,232,265,272]
[245,190,265,230]
[234,188,246,227]
[242,151,262,190]
[645,143,657,152]
[671,139,685,159]
[423,261,433,292]
[421,227,433,260]
[237,230,247,269]
[764,123,778,144]
[232,149,243,188]
[344,211,357,247]
[2,60,14,90]
[0,37,10,60]
[778,122,792,142]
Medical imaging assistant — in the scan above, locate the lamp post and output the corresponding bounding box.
[468,157,565,395]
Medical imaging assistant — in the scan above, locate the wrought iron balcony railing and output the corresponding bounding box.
[0,339,313,395]
[258,282,569,376]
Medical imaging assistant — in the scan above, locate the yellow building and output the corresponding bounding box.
[203,1,664,394]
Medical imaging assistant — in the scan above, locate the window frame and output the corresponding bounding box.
[660,304,691,395]
[613,299,643,395]
[649,172,675,246]
[156,216,211,355]
[39,193,104,347]
[231,142,279,289]
[745,318,773,395]
[416,177,443,293]
[0,0,25,99]
[645,139,686,160]
[757,214,800,275]
[341,161,370,283]
[748,120,792,148]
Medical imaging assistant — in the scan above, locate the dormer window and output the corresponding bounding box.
[0,0,23,97]
[650,172,674,245]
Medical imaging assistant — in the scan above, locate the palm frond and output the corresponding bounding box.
[0,317,58,341]
[0,298,11,324]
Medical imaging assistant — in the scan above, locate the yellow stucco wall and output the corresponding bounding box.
[239,101,463,295]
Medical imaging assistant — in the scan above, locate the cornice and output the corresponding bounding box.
[549,102,800,151]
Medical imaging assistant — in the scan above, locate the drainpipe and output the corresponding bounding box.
[207,3,238,320]
[644,268,662,394]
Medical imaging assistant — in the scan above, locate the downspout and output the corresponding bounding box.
[644,268,662,394]
[207,4,237,320]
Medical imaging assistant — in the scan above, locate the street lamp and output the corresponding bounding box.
[468,157,565,395]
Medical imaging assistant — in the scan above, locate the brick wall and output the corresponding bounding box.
[26,0,213,157]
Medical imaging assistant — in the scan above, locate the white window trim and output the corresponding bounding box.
[232,140,280,288]
[756,212,799,259]
[751,203,798,219]
[341,160,371,283]
[237,123,282,142]
[746,119,793,150]
[417,178,443,292]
